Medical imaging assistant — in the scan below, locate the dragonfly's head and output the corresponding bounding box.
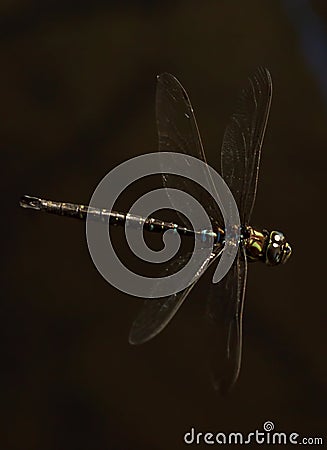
[264,230,292,266]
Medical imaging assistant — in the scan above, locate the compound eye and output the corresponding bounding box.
[272,231,285,243]
[266,242,282,265]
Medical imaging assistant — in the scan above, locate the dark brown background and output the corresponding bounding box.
[1,1,326,449]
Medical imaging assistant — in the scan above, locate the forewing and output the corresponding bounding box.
[221,67,272,224]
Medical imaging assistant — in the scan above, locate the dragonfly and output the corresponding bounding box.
[20,67,291,392]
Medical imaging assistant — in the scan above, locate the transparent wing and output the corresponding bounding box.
[203,68,270,391]
[221,66,272,224]
[129,247,223,345]
[206,246,247,393]
[156,72,223,227]
[129,73,226,346]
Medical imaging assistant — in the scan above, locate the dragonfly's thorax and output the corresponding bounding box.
[244,227,292,266]
[243,226,267,262]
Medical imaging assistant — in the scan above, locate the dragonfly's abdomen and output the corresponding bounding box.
[20,195,229,247]
[20,195,204,238]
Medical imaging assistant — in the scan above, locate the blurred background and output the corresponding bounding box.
[1,0,326,449]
